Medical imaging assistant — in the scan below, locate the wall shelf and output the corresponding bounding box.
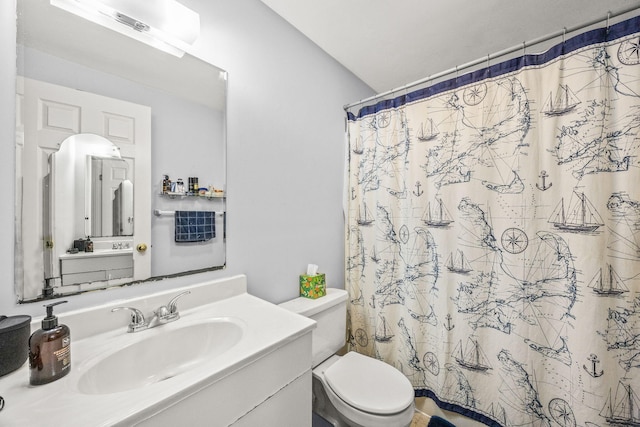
[154,209,225,217]
[159,192,225,200]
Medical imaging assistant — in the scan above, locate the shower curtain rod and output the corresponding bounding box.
[344,5,640,111]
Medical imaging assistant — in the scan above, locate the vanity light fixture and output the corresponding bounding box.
[50,0,200,57]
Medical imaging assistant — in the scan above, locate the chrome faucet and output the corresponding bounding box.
[148,291,191,328]
[111,306,148,333]
[112,291,191,333]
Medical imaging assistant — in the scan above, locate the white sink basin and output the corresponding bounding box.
[77,318,243,394]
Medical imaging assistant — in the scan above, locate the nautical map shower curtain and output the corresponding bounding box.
[345,16,640,427]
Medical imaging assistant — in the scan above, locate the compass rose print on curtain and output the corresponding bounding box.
[345,15,640,427]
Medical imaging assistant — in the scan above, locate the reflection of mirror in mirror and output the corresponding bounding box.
[88,156,133,238]
[16,0,227,302]
[52,134,131,244]
[44,134,136,294]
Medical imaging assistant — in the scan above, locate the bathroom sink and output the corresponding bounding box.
[77,318,243,394]
[0,276,317,426]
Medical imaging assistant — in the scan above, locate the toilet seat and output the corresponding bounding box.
[323,352,414,415]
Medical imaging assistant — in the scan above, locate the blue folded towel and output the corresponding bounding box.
[428,415,456,427]
[174,211,215,242]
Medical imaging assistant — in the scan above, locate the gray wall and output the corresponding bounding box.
[0,0,374,317]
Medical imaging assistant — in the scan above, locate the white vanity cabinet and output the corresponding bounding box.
[135,333,313,427]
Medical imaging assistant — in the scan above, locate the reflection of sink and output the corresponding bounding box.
[78,318,243,394]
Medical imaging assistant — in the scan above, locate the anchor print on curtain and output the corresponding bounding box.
[345,15,640,427]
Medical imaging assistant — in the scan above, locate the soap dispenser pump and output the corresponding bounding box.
[29,300,71,385]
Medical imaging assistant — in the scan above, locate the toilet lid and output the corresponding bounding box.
[323,352,414,415]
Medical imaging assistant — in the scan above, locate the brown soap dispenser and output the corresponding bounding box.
[28,300,71,385]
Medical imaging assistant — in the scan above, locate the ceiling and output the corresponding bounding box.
[260,0,640,95]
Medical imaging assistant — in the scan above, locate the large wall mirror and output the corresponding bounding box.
[16,0,227,302]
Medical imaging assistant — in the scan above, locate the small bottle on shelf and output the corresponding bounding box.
[162,175,170,194]
[176,178,185,194]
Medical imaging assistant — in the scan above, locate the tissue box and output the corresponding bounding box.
[299,274,326,299]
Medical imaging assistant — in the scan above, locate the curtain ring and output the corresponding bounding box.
[562,27,566,45]
[522,41,526,57]
[606,11,611,33]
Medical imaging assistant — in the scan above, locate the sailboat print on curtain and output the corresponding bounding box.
[446,249,472,274]
[422,198,454,227]
[548,191,604,232]
[416,118,439,141]
[352,136,364,155]
[453,338,492,372]
[357,202,374,226]
[588,264,629,296]
[599,381,640,426]
[374,314,394,342]
[543,84,580,116]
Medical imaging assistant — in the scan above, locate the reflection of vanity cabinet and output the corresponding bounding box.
[59,250,133,286]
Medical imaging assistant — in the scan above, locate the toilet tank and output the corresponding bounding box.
[279,288,348,366]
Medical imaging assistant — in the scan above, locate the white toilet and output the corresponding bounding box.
[279,288,415,427]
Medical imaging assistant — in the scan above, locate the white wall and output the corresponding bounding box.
[0,0,374,316]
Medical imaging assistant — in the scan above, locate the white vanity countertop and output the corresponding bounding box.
[0,275,315,426]
[58,248,134,260]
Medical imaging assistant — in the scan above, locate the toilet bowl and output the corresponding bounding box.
[279,289,415,427]
[313,352,415,427]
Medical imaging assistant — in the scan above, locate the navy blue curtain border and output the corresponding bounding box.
[347,14,640,121]
[415,388,504,427]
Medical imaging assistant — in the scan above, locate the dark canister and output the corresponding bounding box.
[0,315,32,377]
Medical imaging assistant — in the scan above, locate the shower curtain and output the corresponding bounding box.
[345,16,640,427]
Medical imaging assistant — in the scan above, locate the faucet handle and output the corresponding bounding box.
[167,291,191,315]
[111,306,147,332]
[155,305,170,318]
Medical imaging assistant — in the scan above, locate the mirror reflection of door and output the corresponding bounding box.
[114,181,134,237]
[89,156,133,237]
[18,77,151,300]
